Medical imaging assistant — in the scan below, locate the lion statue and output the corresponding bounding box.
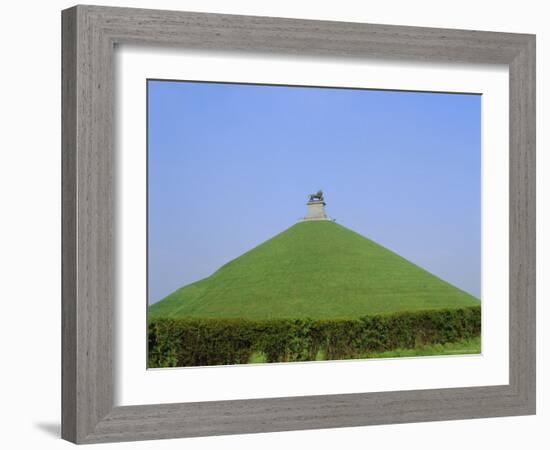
[308,190,324,202]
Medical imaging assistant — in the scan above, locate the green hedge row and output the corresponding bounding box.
[147,306,481,368]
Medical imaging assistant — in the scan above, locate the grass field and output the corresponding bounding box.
[149,220,479,320]
[248,337,481,364]
[362,336,481,359]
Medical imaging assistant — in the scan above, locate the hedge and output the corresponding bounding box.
[147,306,481,368]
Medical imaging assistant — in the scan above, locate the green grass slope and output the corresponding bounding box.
[149,220,479,320]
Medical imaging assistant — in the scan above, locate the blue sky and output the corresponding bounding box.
[148,80,481,304]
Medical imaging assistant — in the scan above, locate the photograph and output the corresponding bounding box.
[146,80,482,368]
[1,1,541,447]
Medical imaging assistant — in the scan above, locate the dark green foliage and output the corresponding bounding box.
[148,318,256,367]
[148,306,481,367]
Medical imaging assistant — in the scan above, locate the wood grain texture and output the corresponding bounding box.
[61,7,77,443]
[508,36,536,408]
[61,5,536,444]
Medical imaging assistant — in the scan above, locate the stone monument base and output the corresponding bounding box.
[302,200,331,221]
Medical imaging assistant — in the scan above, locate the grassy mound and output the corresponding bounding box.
[149,220,479,320]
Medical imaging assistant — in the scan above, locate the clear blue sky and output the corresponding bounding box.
[148,80,481,304]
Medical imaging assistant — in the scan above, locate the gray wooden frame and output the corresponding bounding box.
[61,5,536,444]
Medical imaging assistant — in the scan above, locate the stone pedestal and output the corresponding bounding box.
[303,200,330,221]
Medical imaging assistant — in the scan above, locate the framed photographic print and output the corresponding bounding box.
[62,5,536,444]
